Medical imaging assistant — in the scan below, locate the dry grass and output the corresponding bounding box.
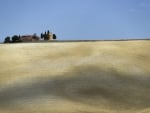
[0,40,150,113]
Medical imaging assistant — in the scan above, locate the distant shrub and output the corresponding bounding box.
[4,36,11,43]
[12,35,21,42]
[53,34,57,39]
[41,33,44,39]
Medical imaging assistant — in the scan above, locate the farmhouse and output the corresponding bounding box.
[21,35,39,42]
[3,30,57,43]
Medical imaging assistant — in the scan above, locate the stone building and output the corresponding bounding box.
[20,35,39,42]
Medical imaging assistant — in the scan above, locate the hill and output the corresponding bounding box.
[0,40,150,113]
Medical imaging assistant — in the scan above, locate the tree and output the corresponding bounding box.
[53,34,57,39]
[41,33,44,39]
[4,36,11,43]
[44,31,47,36]
[47,30,50,34]
[12,35,21,42]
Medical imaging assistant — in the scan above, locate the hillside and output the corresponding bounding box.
[0,40,150,113]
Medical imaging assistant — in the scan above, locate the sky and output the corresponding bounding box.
[0,0,150,42]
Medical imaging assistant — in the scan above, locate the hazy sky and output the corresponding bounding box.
[0,0,150,42]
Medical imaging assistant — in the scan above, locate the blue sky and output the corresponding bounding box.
[0,0,150,42]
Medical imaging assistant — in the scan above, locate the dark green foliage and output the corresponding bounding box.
[12,35,21,42]
[41,30,50,40]
[47,30,50,34]
[4,36,11,43]
[40,30,57,40]
[53,34,57,39]
[41,33,44,39]
[44,32,46,36]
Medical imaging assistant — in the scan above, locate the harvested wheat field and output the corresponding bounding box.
[0,40,150,113]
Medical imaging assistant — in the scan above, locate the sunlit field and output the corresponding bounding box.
[0,40,150,113]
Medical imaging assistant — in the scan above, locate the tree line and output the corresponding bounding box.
[4,30,57,43]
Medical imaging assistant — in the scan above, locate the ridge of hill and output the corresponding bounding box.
[1,38,150,44]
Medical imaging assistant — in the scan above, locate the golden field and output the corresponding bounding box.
[0,40,150,113]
